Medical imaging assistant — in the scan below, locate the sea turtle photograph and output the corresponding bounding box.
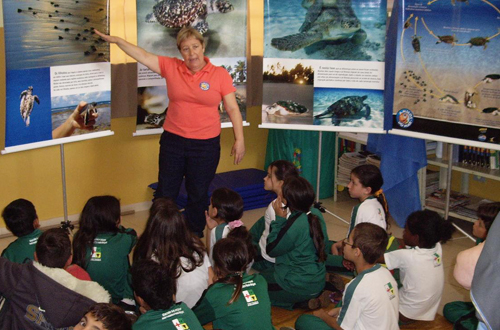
[264,0,387,61]
[137,0,247,59]
[19,86,40,127]
[313,88,383,128]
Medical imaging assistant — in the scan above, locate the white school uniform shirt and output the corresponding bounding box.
[337,264,399,330]
[259,200,291,263]
[384,243,444,320]
[348,197,386,237]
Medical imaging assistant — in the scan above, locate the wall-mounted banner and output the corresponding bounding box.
[2,0,112,153]
[261,0,387,133]
[390,0,500,148]
[134,0,248,136]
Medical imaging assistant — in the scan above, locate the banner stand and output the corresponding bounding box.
[59,144,72,232]
[314,131,350,226]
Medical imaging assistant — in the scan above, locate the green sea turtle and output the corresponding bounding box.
[482,74,500,83]
[19,86,40,127]
[436,34,457,45]
[299,0,340,32]
[265,100,309,116]
[468,37,489,49]
[271,1,364,52]
[482,107,499,115]
[314,95,371,125]
[146,0,234,34]
[439,94,459,104]
[411,35,422,52]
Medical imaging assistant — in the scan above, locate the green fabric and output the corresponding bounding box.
[215,223,227,242]
[266,208,328,296]
[84,229,137,304]
[296,314,334,330]
[249,216,266,249]
[192,273,275,330]
[133,302,204,330]
[443,301,478,330]
[384,235,403,288]
[265,129,336,199]
[1,229,42,264]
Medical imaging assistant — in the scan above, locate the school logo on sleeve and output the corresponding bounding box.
[385,282,396,300]
[91,247,102,261]
[433,253,442,267]
[243,290,259,306]
[172,318,190,330]
[199,82,210,91]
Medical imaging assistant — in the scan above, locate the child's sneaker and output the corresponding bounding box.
[308,290,333,310]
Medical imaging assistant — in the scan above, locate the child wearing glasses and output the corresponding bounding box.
[294,223,399,330]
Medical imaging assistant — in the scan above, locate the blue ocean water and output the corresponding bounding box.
[313,88,384,127]
[3,0,109,70]
[264,0,387,61]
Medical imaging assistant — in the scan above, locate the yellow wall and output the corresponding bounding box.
[0,1,267,226]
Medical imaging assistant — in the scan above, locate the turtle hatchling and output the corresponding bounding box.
[19,86,40,127]
[314,95,371,125]
[146,0,234,34]
[481,74,500,83]
[80,102,98,126]
[265,100,309,116]
[271,0,365,52]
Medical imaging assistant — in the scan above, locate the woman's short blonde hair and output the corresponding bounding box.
[176,27,205,50]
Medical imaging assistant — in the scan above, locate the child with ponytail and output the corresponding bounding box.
[383,210,455,322]
[261,176,329,310]
[205,188,255,265]
[192,237,274,330]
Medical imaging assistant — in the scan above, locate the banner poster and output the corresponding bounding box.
[134,0,248,135]
[261,0,387,132]
[2,0,112,152]
[391,0,500,147]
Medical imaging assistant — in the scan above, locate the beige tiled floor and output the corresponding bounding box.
[0,192,475,316]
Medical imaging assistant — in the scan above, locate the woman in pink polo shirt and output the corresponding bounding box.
[95,27,245,237]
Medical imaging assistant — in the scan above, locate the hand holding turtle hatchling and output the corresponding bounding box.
[52,101,99,139]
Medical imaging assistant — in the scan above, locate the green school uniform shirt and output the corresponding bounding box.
[84,228,137,304]
[193,273,275,330]
[1,229,42,263]
[266,208,328,296]
[133,302,204,330]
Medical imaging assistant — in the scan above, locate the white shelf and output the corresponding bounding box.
[425,205,476,223]
[427,158,500,181]
[338,132,368,146]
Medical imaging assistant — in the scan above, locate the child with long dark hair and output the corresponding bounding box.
[250,160,299,272]
[205,188,255,266]
[192,237,274,330]
[133,197,212,308]
[72,196,137,308]
[383,210,455,323]
[260,176,329,310]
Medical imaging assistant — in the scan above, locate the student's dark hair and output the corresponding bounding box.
[36,228,71,268]
[211,188,244,222]
[351,164,390,227]
[406,210,455,248]
[213,238,251,305]
[477,202,500,233]
[282,177,326,263]
[84,303,132,330]
[268,160,299,182]
[131,260,176,310]
[73,196,121,268]
[352,223,388,264]
[133,198,206,277]
[2,199,38,237]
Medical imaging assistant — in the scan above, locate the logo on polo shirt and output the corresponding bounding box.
[172,318,189,330]
[200,82,210,91]
[243,290,259,306]
[91,247,102,261]
[385,282,396,300]
[433,253,442,267]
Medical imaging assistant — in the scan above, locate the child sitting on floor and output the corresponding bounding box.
[294,223,399,330]
[249,160,299,272]
[384,210,455,323]
[1,198,42,263]
[134,197,212,308]
[75,303,132,330]
[193,237,274,330]
[205,188,254,265]
[73,195,137,309]
[131,259,204,330]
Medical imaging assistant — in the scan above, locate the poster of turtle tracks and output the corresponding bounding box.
[261,0,387,133]
[392,0,500,146]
